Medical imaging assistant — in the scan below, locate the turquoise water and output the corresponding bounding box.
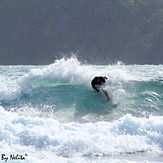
[0,58,163,162]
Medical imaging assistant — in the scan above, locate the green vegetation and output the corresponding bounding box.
[0,0,163,64]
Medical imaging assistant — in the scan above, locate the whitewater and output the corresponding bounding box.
[0,58,163,163]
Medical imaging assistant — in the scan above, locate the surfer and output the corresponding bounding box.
[91,76,111,102]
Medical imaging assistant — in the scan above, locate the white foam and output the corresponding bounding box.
[0,75,21,101]
[0,106,162,162]
[18,57,134,92]
[124,65,163,81]
[0,57,147,101]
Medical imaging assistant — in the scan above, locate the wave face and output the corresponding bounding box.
[0,58,163,162]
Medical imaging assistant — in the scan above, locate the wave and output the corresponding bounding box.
[0,58,162,122]
[1,57,162,101]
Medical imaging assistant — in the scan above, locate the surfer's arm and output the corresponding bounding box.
[102,88,111,102]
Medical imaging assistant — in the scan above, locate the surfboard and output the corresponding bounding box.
[110,100,118,106]
[101,95,118,105]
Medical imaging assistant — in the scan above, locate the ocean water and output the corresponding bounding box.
[0,58,163,163]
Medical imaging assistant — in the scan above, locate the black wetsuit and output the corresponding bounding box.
[91,76,107,92]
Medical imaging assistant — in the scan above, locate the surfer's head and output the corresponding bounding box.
[102,77,107,83]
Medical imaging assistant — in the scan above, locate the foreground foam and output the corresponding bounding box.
[0,106,162,161]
